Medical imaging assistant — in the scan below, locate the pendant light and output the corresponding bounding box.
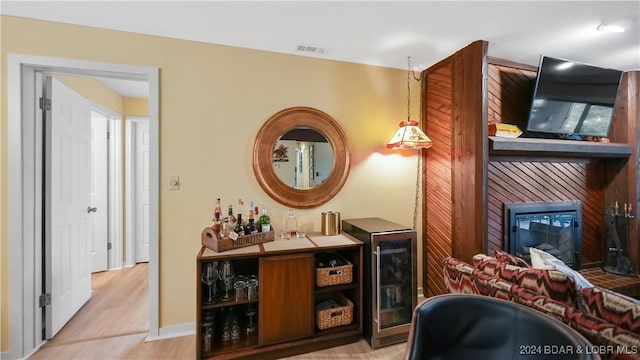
[387,57,432,150]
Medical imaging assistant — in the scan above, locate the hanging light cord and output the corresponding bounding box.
[413,154,422,229]
[406,56,424,122]
[408,56,425,230]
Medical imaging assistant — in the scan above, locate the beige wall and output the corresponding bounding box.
[1,15,423,352]
[123,98,149,117]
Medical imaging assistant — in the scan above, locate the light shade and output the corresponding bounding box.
[387,120,432,150]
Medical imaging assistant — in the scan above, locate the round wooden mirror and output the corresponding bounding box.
[253,107,351,209]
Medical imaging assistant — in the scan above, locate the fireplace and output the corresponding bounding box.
[504,201,582,269]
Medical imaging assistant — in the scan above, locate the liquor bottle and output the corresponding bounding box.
[212,212,223,236]
[233,213,244,236]
[221,219,229,238]
[238,199,245,224]
[258,208,271,232]
[244,210,257,235]
[285,209,298,239]
[214,198,222,222]
[224,205,235,237]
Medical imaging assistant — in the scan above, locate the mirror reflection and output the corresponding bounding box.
[252,106,350,209]
[273,127,334,190]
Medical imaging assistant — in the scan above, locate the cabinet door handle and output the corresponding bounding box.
[87,207,98,213]
[375,245,381,332]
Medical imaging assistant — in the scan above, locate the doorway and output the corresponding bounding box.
[7,54,160,359]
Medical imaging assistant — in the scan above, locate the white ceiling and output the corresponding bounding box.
[3,1,639,99]
[92,76,150,98]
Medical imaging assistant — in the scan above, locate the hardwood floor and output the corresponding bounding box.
[31,263,406,359]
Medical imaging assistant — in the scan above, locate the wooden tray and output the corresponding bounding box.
[201,226,274,252]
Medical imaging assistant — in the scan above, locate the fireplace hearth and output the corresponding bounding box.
[504,201,582,269]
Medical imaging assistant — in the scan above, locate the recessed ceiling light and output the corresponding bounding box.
[597,24,626,33]
[597,18,632,33]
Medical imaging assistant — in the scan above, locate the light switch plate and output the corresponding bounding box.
[168,176,180,190]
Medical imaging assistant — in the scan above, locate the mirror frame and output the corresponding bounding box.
[253,106,351,209]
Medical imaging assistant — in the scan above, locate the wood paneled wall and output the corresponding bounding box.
[486,61,607,266]
[604,72,640,272]
[422,41,487,296]
[423,62,454,297]
[486,60,536,128]
[422,41,640,297]
[487,160,606,265]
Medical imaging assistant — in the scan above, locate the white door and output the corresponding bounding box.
[44,77,92,338]
[90,111,109,272]
[133,118,150,263]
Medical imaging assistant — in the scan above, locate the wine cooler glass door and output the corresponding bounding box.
[376,238,413,331]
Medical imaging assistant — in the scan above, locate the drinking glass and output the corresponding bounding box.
[231,317,241,342]
[201,263,219,303]
[222,317,231,343]
[210,261,219,299]
[220,261,235,301]
[245,304,257,339]
[297,226,307,238]
[247,276,258,301]
[201,321,214,353]
[234,279,247,302]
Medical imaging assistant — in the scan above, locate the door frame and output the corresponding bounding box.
[7,54,160,359]
[109,115,124,270]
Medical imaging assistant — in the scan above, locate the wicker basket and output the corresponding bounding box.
[315,294,353,330]
[315,253,353,287]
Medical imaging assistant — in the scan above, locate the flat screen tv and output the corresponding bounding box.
[525,56,623,138]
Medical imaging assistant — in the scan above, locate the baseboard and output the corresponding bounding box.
[146,322,195,342]
[2,341,45,360]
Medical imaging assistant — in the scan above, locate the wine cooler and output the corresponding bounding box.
[342,217,417,349]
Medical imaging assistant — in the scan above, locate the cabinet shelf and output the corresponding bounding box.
[314,323,360,336]
[314,283,358,294]
[204,337,259,357]
[201,298,258,310]
[488,136,632,159]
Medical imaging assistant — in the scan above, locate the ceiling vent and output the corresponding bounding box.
[295,43,325,55]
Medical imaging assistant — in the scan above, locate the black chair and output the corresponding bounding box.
[404,294,600,360]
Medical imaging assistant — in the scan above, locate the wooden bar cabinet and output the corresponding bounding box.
[196,233,363,359]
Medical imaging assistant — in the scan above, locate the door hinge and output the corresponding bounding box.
[107,131,111,140]
[107,242,112,250]
[39,97,51,111]
[39,293,51,307]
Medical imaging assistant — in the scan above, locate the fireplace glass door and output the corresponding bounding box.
[512,211,578,267]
